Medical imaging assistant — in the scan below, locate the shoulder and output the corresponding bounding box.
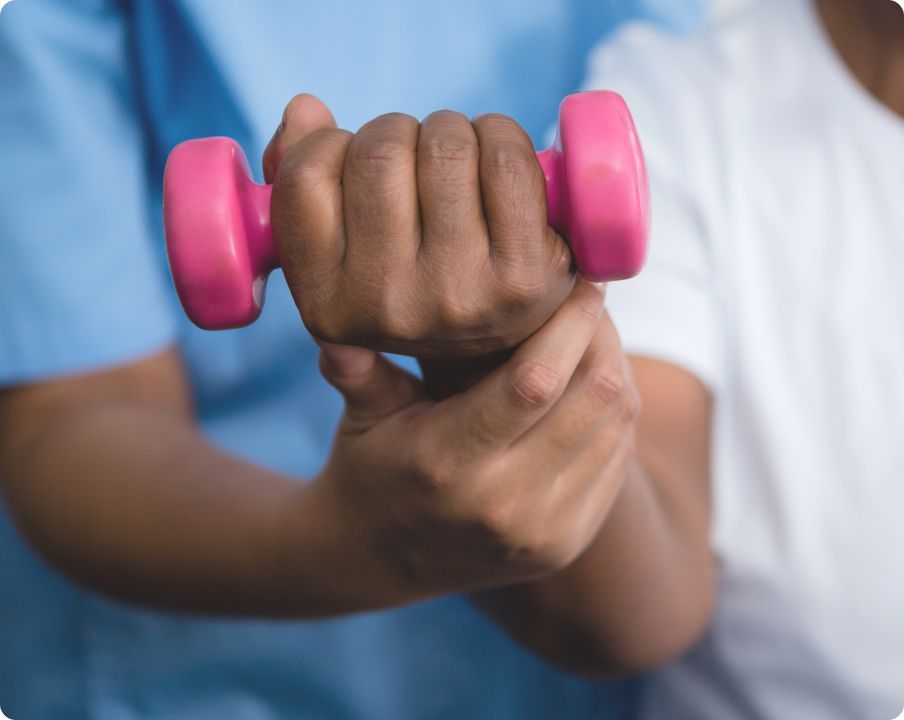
[585,0,799,97]
[580,0,818,233]
[582,1,805,162]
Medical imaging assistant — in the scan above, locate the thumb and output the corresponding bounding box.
[318,342,425,426]
[263,93,337,183]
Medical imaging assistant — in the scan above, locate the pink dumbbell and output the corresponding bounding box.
[164,91,649,330]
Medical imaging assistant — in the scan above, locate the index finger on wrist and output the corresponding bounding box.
[437,278,606,451]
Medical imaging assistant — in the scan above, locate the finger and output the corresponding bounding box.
[573,434,635,536]
[503,428,632,574]
[556,433,635,553]
[510,311,639,472]
[271,128,353,322]
[318,342,425,427]
[417,110,488,262]
[436,278,606,449]
[342,113,421,276]
[263,94,337,183]
[472,114,571,281]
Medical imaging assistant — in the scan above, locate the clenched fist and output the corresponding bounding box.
[264,94,575,359]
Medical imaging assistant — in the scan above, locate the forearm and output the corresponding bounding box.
[1,403,414,617]
[476,459,715,677]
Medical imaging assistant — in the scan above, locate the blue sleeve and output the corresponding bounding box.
[0,0,176,385]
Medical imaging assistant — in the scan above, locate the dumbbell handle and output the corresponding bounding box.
[164,91,649,330]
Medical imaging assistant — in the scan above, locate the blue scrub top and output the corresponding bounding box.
[0,1,701,718]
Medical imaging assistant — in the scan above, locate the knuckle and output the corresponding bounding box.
[483,138,535,182]
[508,360,561,412]
[586,363,627,408]
[509,519,576,573]
[424,109,471,126]
[435,299,479,334]
[486,212,552,272]
[409,444,456,493]
[279,154,323,194]
[470,493,580,575]
[618,383,642,424]
[527,534,575,572]
[297,280,355,344]
[430,282,488,335]
[494,242,564,308]
[375,111,419,130]
[420,120,477,169]
[300,301,346,344]
[586,361,639,424]
[348,117,416,176]
[496,270,548,309]
[474,113,524,138]
[551,236,574,276]
[371,288,422,344]
[275,130,350,194]
[475,500,518,547]
[349,137,410,169]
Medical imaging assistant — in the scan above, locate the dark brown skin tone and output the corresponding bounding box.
[265,96,714,671]
[478,359,713,674]
[0,97,645,621]
[265,96,573,359]
[0,286,640,616]
[3,0,892,677]
[816,0,904,117]
[0,86,707,673]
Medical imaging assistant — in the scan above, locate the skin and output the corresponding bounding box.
[3,0,893,677]
[471,0,904,674]
[0,88,712,673]
[0,283,639,616]
[265,97,574,360]
[269,95,716,669]
[0,98,642,624]
[815,0,904,118]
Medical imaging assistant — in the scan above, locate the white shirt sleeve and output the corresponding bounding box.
[581,23,724,391]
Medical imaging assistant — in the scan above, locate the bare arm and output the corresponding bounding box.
[0,349,405,616]
[476,358,715,676]
[0,97,659,627]
[0,282,643,622]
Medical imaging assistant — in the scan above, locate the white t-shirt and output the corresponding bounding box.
[585,1,904,717]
